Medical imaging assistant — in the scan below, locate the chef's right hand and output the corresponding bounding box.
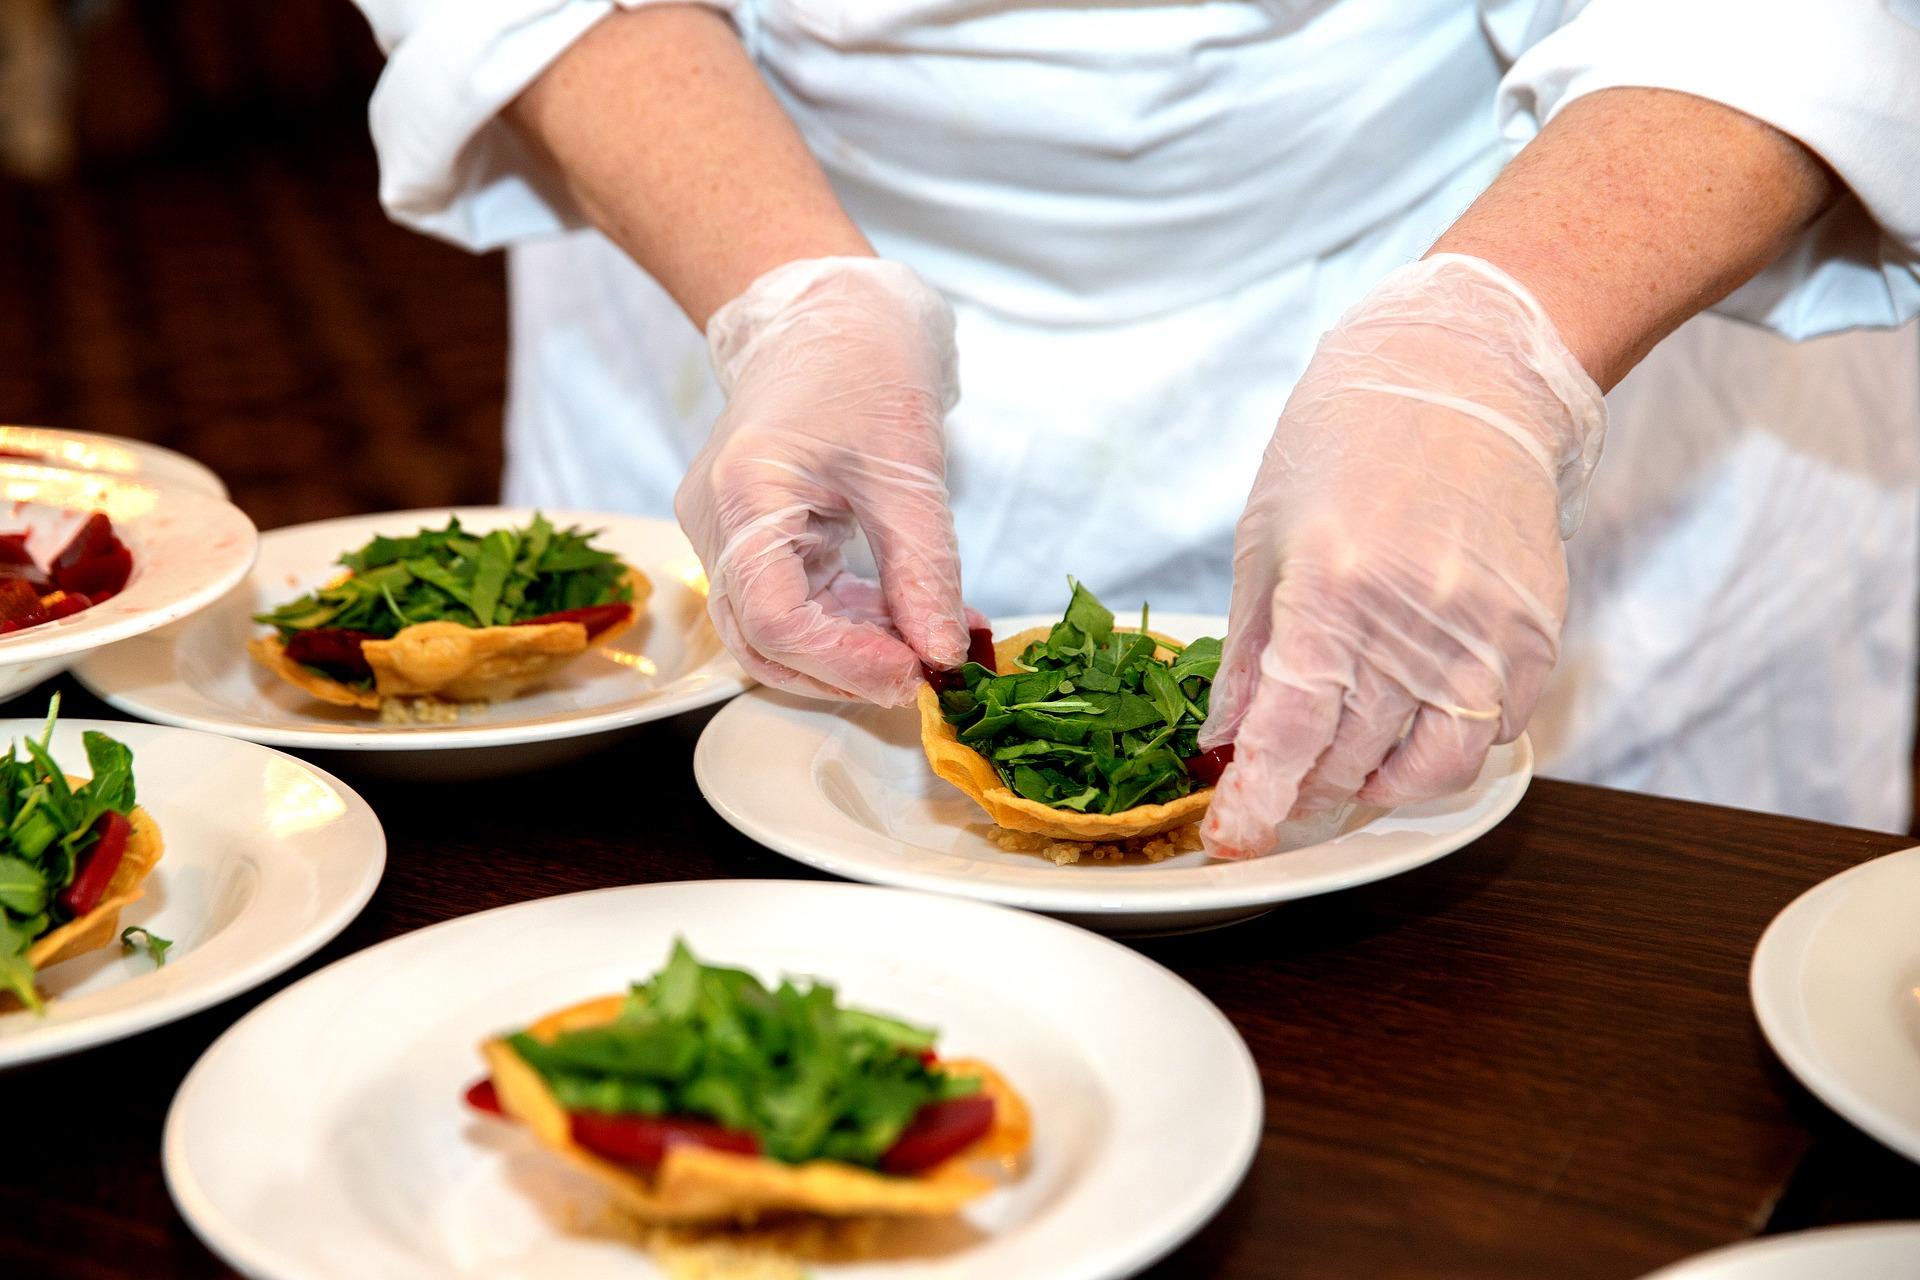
[676,257,969,706]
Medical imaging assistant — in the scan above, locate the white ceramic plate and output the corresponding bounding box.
[0,719,384,1068]
[0,424,228,496]
[1636,1223,1920,1279]
[1751,845,1920,1164]
[77,507,749,777]
[165,879,1262,1280]
[695,612,1532,934]
[0,462,257,700]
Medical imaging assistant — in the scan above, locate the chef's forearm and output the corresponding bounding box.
[1429,87,1837,391]
[507,5,871,329]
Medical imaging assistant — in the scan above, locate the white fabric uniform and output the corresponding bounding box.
[354,0,1920,829]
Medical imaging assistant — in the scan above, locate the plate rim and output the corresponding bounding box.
[74,506,751,751]
[1635,1221,1920,1279]
[162,877,1264,1280]
[0,423,230,497]
[0,719,386,1068]
[692,619,1532,917]
[1749,843,1920,1165]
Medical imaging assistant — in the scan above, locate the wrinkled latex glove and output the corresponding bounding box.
[1201,254,1607,859]
[677,257,968,705]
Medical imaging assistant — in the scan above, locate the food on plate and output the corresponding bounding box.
[0,699,165,1013]
[0,512,135,634]
[919,580,1227,853]
[466,940,1029,1228]
[249,513,649,715]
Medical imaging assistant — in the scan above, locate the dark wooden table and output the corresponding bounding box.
[6,677,1919,1279]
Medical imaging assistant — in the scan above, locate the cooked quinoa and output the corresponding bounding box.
[988,822,1204,866]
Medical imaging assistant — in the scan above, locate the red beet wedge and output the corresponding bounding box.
[880,1094,997,1174]
[53,810,132,919]
[51,513,132,601]
[516,601,632,638]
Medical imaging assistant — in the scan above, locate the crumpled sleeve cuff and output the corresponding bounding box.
[365,0,742,252]
[1496,0,1920,340]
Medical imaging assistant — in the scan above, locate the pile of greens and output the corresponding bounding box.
[937,580,1222,813]
[508,941,979,1167]
[255,513,632,640]
[0,700,140,1012]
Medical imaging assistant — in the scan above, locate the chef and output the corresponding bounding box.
[351,1,1920,854]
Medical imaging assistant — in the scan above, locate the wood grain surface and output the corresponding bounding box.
[3,679,1918,1280]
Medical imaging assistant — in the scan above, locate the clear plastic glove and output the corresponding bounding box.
[1200,254,1607,859]
[676,257,969,706]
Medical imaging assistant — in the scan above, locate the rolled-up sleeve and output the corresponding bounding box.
[1494,0,1920,340]
[351,0,741,251]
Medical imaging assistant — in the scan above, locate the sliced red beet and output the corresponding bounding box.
[464,1078,504,1116]
[0,533,33,567]
[880,1094,997,1175]
[54,810,132,919]
[284,628,378,681]
[1184,743,1235,787]
[0,577,47,630]
[923,626,996,692]
[51,513,132,600]
[38,590,91,620]
[515,601,632,638]
[569,1110,762,1168]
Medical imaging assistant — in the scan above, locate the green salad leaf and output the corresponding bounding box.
[939,580,1222,814]
[506,940,979,1168]
[252,512,633,640]
[119,925,171,966]
[0,696,139,1013]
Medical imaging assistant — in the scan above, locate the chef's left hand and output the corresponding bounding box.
[1199,255,1607,859]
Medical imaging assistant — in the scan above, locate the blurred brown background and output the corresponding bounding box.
[0,0,506,528]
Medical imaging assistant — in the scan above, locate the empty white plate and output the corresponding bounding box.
[0,424,228,496]
[0,719,384,1068]
[164,879,1262,1280]
[694,613,1532,933]
[1751,845,1920,1164]
[1637,1223,1920,1279]
[0,462,257,701]
[77,507,749,778]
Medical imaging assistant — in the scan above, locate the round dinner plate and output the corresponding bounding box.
[77,507,749,777]
[1751,845,1920,1164]
[695,612,1533,934]
[0,461,257,700]
[0,424,228,496]
[0,719,384,1069]
[1636,1223,1920,1279]
[164,879,1262,1280]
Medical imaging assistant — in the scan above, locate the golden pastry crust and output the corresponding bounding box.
[483,995,1031,1226]
[918,624,1213,840]
[251,567,650,710]
[26,797,164,972]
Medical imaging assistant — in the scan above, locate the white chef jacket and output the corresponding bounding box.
[353,0,1920,830]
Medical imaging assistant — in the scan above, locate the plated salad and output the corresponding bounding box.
[0,700,164,1013]
[0,512,134,635]
[467,941,1029,1226]
[920,581,1229,855]
[250,513,648,716]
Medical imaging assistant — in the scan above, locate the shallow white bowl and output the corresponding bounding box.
[0,462,257,701]
[77,507,748,777]
[696,612,1532,934]
[0,719,385,1068]
[165,880,1262,1280]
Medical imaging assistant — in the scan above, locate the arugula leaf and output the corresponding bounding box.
[506,939,977,1169]
[119,925,171,966]
[255,513,633,641]
[0,915,41,1013]
[0,856,45,914]
[940,581,1223,815]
